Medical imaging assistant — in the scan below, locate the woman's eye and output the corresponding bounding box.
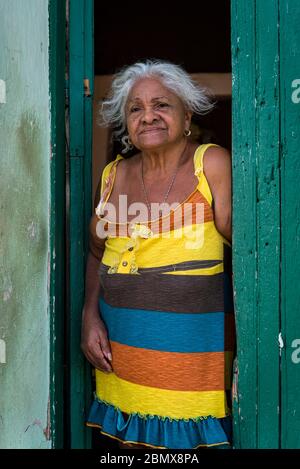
[130,107,140,113]
[156,102,169,109]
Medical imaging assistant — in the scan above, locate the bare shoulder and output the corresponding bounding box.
[116,153,141,177]
[112,156,130,182]
[118,153,141,171]
[112,153,141,193]
[203,145,231,171]
[203,145,231,183]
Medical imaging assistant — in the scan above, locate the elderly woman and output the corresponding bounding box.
[81,60,235,449]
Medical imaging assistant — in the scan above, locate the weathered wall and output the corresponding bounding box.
[0,0,51,448]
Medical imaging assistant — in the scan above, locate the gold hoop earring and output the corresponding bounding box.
[184,129,191,137]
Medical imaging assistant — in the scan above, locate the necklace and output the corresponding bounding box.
[141,143,187,218]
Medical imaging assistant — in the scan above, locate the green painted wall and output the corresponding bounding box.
[0,0,51,448]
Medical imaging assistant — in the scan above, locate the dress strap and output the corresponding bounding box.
[96,154,124,218]
[193,143,220,206]
[100,154,124,195]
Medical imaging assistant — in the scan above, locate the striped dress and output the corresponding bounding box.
[87,143,235,449]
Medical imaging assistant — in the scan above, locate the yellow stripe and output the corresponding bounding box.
[102,221,229,270]
[95,372,229,419]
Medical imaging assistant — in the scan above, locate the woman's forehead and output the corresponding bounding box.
[128,77,175,101]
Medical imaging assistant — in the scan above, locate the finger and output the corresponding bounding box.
[89,345,113,372]
[98,354,113,372]
[102,350,112,362]
[86,350,112,372]
[99,338,112,362]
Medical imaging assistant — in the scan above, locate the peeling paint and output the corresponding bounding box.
[1,274,13,302]
[43,396,51,441]
[27,221,39,241]
[24,419,43,433]
[0,0,51,449]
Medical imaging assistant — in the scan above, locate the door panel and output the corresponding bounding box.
[231,0,281,448]
[69,0,94,449]
[279,0,300,449]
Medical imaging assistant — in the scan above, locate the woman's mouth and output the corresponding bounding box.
[140,128,166,134]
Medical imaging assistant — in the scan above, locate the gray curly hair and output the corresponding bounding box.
[100,60,215,151]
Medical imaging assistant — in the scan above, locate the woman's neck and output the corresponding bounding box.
[140,139,192,178]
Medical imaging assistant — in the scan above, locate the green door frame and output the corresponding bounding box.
[68,0,94,449]
[49,0,66,449]
[231,0,281,448]
[65,0,300,450]
[68,0,281,450]
[279,0,300,449]
[232,0,300,449]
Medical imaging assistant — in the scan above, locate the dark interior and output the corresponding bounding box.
[94,2,231,75]
[94,1,232,155]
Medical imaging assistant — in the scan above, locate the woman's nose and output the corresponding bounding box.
[142,108,159,124]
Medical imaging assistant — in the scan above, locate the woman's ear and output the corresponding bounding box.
[185,110,193,129]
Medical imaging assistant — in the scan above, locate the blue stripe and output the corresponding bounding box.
[99,297,226,353]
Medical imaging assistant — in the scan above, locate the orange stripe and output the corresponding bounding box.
[110,341,231,391]
[150,191,213,235]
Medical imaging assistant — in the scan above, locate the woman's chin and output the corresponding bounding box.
[136,136,170,151]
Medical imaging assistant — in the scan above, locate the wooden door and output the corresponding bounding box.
[279,0,300,449]
[69,0,94,449]
[232,0,300,449]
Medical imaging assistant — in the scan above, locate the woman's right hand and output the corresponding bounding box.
[81,306,113,373]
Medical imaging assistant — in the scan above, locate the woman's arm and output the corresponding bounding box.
[81,214,113,372]
[203,146,232,243]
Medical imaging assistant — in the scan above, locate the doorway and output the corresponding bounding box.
[91,1,232,450]
[68,0,300,450]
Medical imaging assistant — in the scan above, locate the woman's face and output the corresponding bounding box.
[125,77,191,151]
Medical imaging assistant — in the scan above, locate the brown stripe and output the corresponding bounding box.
[100,266,229,313]
[137,259,222,273]
[110,341,232,391]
